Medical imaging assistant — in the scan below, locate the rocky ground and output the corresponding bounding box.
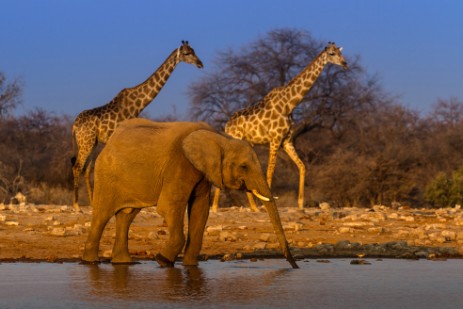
[1,202,463,263]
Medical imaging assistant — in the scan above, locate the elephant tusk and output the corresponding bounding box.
[251,189,271,202]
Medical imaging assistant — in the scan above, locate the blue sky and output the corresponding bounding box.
[1,0,462,119]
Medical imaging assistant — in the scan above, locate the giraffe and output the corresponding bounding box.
[71,41,203,212]
[212,42,347,212]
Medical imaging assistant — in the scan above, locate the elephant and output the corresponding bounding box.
[82,118,298,269]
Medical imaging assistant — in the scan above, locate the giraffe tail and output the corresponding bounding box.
[70,126,77,167]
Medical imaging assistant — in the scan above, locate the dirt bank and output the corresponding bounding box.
[1,203,462,263]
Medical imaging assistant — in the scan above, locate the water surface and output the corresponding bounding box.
[1,259,462,308]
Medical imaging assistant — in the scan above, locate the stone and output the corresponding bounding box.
[50,227,66,236]
[400,215,415,222]
[267,242,281,249]
[206,225,223,233]
[367,227,384,234]
[316,244,334,254]
[259,233,272,242]
[219,231,237,242]
[5,221,19,226]
[335,240,351,249]
[441,230,457,241]
[148,231,159,239]
[319,202,331,210]
[253,242,267,250]
[338,227,352,234]
[343,221,374,227]
[102,250,112,258]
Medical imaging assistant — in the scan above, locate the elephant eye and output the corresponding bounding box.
[239,163,248,172]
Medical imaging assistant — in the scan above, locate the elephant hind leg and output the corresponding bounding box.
[82,210,113,263]
[112,208,141,264]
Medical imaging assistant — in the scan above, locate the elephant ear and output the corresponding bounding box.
[182,130,225,189]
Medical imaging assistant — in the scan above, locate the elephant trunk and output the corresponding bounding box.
[247,185,298,268]
[262,199,299,269]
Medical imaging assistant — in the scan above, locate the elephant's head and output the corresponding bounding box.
[183,130,299,268]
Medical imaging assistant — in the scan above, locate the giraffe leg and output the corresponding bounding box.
[211,187,221,213]
[282,140,306,209]
[266,141,280,188]
[84,159,94,205]
[72,160,83,213]
[72,138,97,212]
[246,191,259,212]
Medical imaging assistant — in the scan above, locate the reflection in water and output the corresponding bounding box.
[2,259,463,308]
[72,261,291,307]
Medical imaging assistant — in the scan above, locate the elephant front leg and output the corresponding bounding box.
[184,182,211,266]
[112,208,141,263]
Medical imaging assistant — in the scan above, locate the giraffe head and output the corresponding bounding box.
[177,40,204,68]
[324,42,348,69]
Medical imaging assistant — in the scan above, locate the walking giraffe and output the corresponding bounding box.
[71,41,203,212]
[212,42,347,211]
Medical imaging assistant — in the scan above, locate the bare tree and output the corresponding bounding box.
[0,71,22,118]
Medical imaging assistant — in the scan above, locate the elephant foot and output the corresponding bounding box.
[182,255,199,266]
[155,253,175,268]
[80,259,101,265]
[111,255,134,264]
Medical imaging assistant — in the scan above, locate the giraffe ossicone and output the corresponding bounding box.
[71,41,203,212]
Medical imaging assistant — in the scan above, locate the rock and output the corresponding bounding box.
[338,227,352,234]
[360,212,386,222]
[400,215,415,222]
[335,240,351,249]
[264,242,280,249]
[428,232,446,243]
[5,221,19,226]
[319,202,331,210]
[441,230,457,241]
[253,242,267,250]
[316,244,334,254]
[221,253,236,262]
[343,221,374,227]
[367,227,384,234]
[148,231,159,239]
[424,223,447,230]
[219,231,237,242]
[206,225,223,233]
[102,250,112,258]
[284,222,304,231]
[50,227,66,236]
[350,259,371,265]
[259,233,272,242]
[0,214,6,222]
[414,251,429,259]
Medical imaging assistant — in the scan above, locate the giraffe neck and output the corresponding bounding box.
[112,48,180,116]
[279,50,329,115]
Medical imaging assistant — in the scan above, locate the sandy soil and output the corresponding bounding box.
[1,203,462,263]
